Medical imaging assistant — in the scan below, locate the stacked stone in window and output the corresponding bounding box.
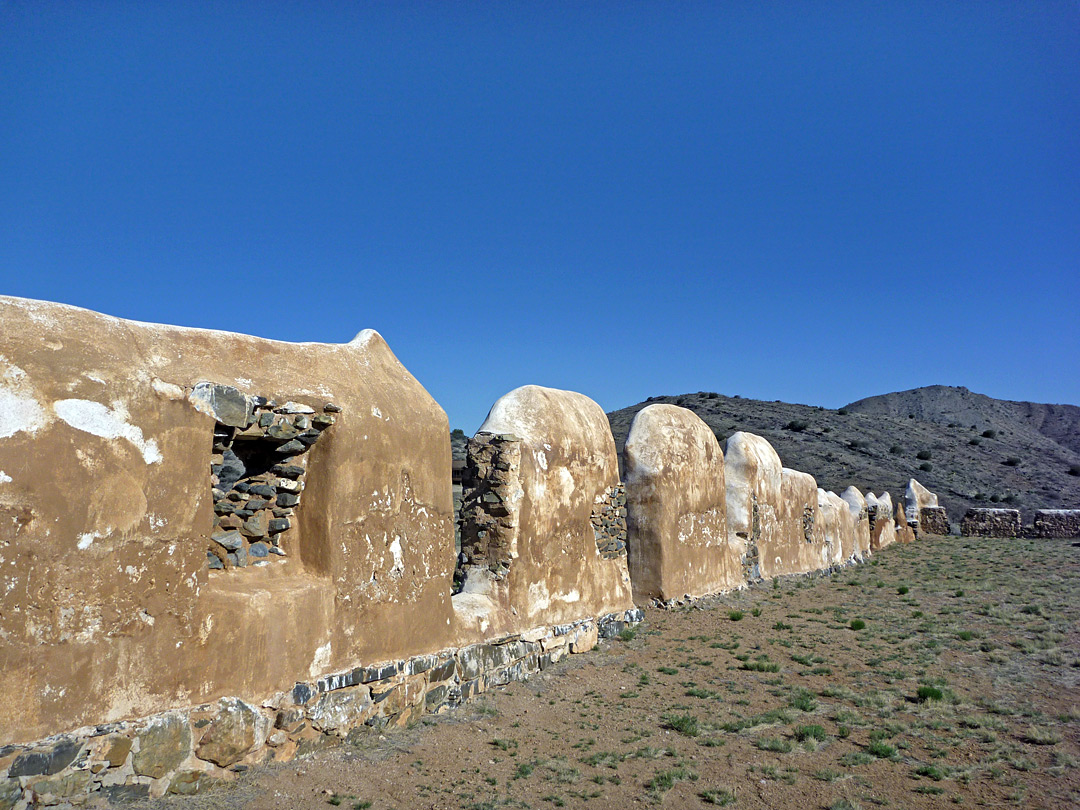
[456,432,521,590]
[591,484,627,559]
[208,399,337,569]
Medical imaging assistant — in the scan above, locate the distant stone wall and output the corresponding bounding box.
[1030,509,1080,538]
[961,508,1021,537]
[919,506,950,536]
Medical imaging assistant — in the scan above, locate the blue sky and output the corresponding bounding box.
[2,2,1077,431]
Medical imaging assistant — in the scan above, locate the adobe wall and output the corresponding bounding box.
[818,489,855,564]
[622,404,741,603]
[0,295,940,804]
[723,431,782,582]
[0,296,459,745]
[453,385,635,640]
[774,468,831,576]
[866,492,898,550]
[841,486,872,559]
[904,478,949,535]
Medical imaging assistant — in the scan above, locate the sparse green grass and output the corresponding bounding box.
[663,713,700,737]
[728,610,745,622]
[867,739,898,759]
[849,619,866,631]
[793,724,826,741]
[756,736,794,753]
[700,787,737,805]
[646,766,698,797]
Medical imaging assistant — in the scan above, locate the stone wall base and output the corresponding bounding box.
[0,609,642,808]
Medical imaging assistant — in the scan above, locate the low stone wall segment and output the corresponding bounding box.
[1030,509,1080,538]
[961,508,1022,537]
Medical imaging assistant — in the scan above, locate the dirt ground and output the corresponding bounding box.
[131,535,1079,810]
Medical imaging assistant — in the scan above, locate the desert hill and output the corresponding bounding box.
[605,386,1080,526]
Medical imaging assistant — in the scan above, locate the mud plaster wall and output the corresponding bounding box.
[841,486,872,559]
[0,296,457,745]
[722,432,780,582]
[623,404,741,603]
[452,386,634,641]
[774,468,831,577]
[866,493,898,550]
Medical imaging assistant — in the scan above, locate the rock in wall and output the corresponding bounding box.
[453,386,634,640]
[622,404,741,603]
[0,296,457,745]
[841,486,872,559]
[723,432,782,582]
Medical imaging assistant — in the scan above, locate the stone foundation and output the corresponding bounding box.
[0,608,642,806]
[919,506,950,536]
[961,508,1021,538]
[1030,509,1080,539]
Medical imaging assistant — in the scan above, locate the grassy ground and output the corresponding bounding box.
[133,535,1079,810]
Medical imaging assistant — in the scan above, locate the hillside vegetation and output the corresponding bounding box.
[606,386,1080,526]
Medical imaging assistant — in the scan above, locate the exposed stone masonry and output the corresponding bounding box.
[741,497,762,582]
[801,505,815,543]
[207,388,336,570]
[456,432,522,590]
[0,609,642,804]
[919,506,950,536]
[590,483,628,559]
[960,508,1021,538]
[1030,509,1080,539]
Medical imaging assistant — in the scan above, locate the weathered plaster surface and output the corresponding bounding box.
[723,432,781,580]
[452,386,634,640]
[841,486,872,559]
[623,405,740,602]
[0,295,455,745]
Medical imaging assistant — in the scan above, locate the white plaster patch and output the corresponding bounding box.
[53,399,163,464]
[310,641,332,677]
[388,537,404,577]
[371,406,383,419]
[83,374,106,385]
[77,532,101,550]
[0,471,10,484]
[0,388,48,439]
